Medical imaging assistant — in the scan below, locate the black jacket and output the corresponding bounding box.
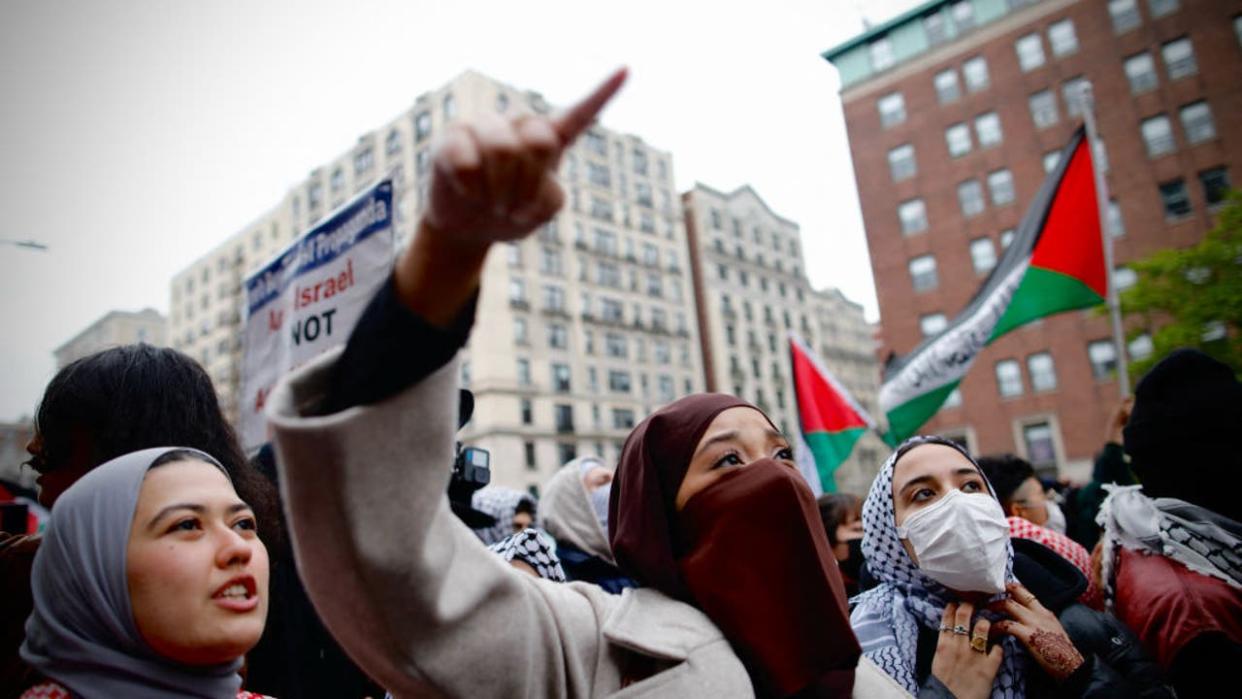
[916,539,1173,699]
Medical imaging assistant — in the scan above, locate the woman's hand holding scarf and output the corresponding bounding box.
[991,582,1084,682]
[931,601,1003,699]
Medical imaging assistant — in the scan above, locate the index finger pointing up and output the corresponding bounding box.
[552,67,628,145]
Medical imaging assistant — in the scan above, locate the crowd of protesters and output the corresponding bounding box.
[2,69,1238,698]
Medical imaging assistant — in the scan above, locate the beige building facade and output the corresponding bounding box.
[170,71,704,490]
[683,184,885,495]
[54,308,166,369]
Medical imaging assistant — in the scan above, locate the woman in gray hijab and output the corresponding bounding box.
[20,447,271,699]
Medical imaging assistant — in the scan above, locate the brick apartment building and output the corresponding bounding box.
[824,0,1242,476]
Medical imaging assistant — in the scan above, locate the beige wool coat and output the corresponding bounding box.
[268,350,909,698]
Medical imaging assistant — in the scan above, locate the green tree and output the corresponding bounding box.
[1120,191,1242,379]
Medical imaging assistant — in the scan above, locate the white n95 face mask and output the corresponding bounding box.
[896,488,1010,594]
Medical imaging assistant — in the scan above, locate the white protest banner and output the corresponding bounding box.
[239,179,394,449]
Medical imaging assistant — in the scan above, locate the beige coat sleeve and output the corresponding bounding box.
[268,350,619,698]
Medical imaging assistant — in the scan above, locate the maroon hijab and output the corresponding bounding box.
[608,393,751,600]
[608,393,860,696]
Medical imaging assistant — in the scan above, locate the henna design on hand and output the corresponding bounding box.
[1030,629,1084,680]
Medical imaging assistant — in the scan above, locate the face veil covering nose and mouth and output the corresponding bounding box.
[676,459,861,698]
[895,488,1010,595]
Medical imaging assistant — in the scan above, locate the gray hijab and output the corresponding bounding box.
[21,447,246,698]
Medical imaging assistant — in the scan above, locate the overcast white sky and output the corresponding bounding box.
[0,0,921,422]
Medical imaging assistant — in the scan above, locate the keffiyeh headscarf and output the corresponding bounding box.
[1097,484,1242,611]
[486,528,567,582]
[850,436,1026,698]
[22,447,245,699]
[471,487,538,545]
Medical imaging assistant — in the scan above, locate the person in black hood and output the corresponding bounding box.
[817,493,864,598]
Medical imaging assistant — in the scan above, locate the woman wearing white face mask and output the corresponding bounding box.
[850,436,1174,699]
[977,454,1102,610]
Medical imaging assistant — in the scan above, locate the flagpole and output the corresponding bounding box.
[1079,84,1131,398]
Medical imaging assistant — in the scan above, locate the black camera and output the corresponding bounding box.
[448,389,495,528]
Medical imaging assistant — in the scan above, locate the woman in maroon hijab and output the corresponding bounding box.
[609,393,866,697]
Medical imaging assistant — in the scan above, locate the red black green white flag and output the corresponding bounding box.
[790,331,877,494]
[879,127,1108,443]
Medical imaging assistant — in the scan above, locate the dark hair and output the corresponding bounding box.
[150,448,226,471]
[976,454,1035,507]
[816,493,861,547]
[34,344,281,547]
[514,498,537,517]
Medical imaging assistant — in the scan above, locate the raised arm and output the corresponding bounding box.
[269,70,628,698]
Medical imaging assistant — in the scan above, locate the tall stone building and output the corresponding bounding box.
[823,0,1241,477]
[683,184,885,494]
[53,308,166,369]
[170,71,704,489]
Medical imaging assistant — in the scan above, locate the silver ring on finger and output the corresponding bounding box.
[953,624,969,636]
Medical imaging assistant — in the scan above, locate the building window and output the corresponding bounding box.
[1000,228,1016,249]
[554,404,574,433]
[509,278,526,305]
[613,408,636,430]
[1141,115,1175,158]
[1027,352,1058,392]
[888,144,917,182]
[934,69,961,104]
[1200,167,1231,207]
[963,56,989,92]
[945,123,972,157]
[1048,19,1078,56]
[996,359,1024,397]
[1124,53,1158,94]
[608,370,631,393]
[970,237,997,274]
[330,167,345,194]
[548,323,568,350]
[516,358,531,386]
[414,111,432,142]
[1015,34,1046,72]
[1062,77,1090,118]
[542,284,566,312]
[909,255,939,293]
[870,36,895,71]
[442,93,456,121]
[1236,14,1242,47]
[1180,101,1216,145]
[1088,341,1118,379]
[524,441,537,471]
[1148,0,1179,18]
[898,198,928,235]
[519,397,533,425]
[1043,150,1061,174]
[1108,200,1126,237]
[958,179,985,217]
[551,363,571,393]
[1109,0,1141,33]
[975,112,1002,148]
[513,317,528,345]
[1162,37,1197,80]
[878,92,906,128]
[1023,422,1058,472]
[987,169,1015,206]
[1114,266,1138,291]
[1029,90,1058,129]
[1129,333,1154,360]
[943,388,963,409]
[1159,179,1192,218]
[920,313,948,338]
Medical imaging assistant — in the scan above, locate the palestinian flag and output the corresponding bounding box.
[790,331,877,494]
[879,127,1108,443]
